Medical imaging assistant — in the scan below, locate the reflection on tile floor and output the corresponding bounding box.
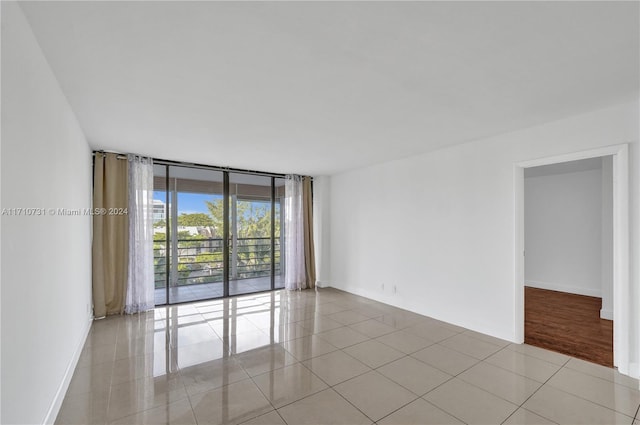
[58,288,640,425]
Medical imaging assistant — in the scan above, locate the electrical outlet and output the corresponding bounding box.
[381,283,385,291]
[393,285,397,294]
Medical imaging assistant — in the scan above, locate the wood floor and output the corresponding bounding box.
[525,286,613,367]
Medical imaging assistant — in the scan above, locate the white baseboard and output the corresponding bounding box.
[42,315,92,425]
[600,309,613,320]
[525,280,602,298]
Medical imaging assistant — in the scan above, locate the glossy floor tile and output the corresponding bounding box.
[378,398,463,425]
[333,371,417,422]
[502,408,556,425]
[439,333,504,360]
[239,410,287,425]
[316,326,369,349]
[347,318,397,338]
[343,339,404,368]
[107,375,188,421]
[484,346,562,383]
[189,379,273,425]
[277,389,371,425]
[235,345,297,377]
[252,363,328,408]
[377,356,452,396]
[110,398,197,425]
[565,357,640,389]
[546,367,640,417]
[410,343,480,375]
[301,350,371,386]
[179,356,249,396]
[375,329,434,354]
[280,334,337,361]
[423,378,518,424]
[56,288,640,425]
[457,362,542,405]
[523,384,634,424]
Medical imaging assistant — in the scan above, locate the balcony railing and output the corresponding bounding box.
[154,237,281,289]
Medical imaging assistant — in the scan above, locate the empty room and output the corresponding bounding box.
[1,1,639,425]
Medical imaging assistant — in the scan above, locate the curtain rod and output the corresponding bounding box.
[93,151,127,160]
[92,151,290,178]
[154,158,288,178]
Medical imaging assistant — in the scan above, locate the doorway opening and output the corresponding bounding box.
[514,144,630,373]
[522,156,613,366]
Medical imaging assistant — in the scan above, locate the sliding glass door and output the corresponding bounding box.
[154,164,284,305]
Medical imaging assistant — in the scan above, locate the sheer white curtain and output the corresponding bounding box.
[284,175,305,290]
[125,155,155,314]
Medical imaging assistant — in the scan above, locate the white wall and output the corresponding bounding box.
[328,100,639,372]
[524,166,603,297]
[1,3,93,424]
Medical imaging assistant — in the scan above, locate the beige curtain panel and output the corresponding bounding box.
[303,176,316,289]
[92,152,129,317]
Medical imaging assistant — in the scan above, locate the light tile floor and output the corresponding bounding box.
[58,288,640,425]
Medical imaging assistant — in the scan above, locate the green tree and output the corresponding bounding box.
[208,199,280,279]
[205,198,224,231]
[177,213,215,227]
[199,197,284,280]
[205,198,279,238]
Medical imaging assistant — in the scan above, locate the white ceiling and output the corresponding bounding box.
[17,1,639,176]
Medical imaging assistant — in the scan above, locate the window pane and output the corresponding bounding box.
[229,173,273,296]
